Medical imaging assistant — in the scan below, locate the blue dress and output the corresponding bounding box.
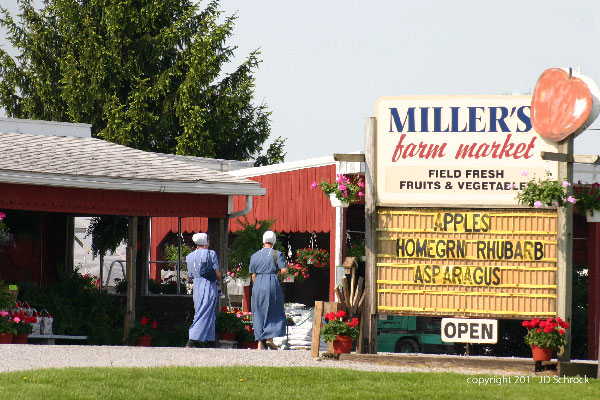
[250,247,287,340]
[186,248,219,342]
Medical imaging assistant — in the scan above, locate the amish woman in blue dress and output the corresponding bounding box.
[185,232,222,348]
[250,230,288,350]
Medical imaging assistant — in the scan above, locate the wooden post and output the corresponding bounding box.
[311,301,324,358]
[364,116,378,354]
[310,301,341,358]
[123,216,138,340]
[557,137,573,362]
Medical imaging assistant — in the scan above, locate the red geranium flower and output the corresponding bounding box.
[141,317,149,325]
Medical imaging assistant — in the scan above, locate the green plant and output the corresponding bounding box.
[127,317,158,342]
[312,174,365,204]
[346,237,365,259]
[10,311,36,334]
[0,211,13,245]
[296,248,329,268]
[522,317,569,351]
[574,183,600,216]
[164,244,193,269]
[282,263,309,283]
[0,311,16,335]
[321,310,359,342]
[216,307,244,334]
[229,218,284,279]
[515,171,576,208]
[0,280,14,310]
[17,270,125,344]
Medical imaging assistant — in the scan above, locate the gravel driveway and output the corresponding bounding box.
[0,345,518,375]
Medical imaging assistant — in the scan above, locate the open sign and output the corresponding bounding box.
[441,318,498,344]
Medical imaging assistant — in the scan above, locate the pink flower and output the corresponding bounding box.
[0,212,5,220]
[534,201,542,208]
[562,181,571,187]
[359,181,365,188]
[0,311,8,317]
[358,191,364,197]
[567,196,576,204]
[13,316,20,323]
[522,171,529,176]
[551,201,559,208]
[339,184,347,191]
[311,182,318,189]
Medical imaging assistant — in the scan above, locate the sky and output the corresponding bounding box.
[2,0,600,162]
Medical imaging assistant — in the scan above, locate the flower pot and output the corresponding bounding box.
[332,335,353,354]
[0,333,14,344]
[235,277,251,287]
[531,345,553,361]
[586,210,600,222]
[12,333,29,344]
[240,340,258,349]
[135,334,152,347]
[329,193,349,208]
[220,332,236,341]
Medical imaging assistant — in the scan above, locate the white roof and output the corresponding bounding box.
[0,132,265,196]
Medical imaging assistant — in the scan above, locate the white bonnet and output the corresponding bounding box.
[262,230,276,244]
[192,232,208,246]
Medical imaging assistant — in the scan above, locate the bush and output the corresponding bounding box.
[18,270,125,345]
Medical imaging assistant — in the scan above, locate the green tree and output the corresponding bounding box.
[0,0,284,163]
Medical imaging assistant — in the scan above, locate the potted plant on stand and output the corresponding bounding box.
[216,307,244,341]
[0,310,17,344]
[10,311,37,344]
[574,183,600,222]
[515,171,576,209]
[312,174,365,207]
[320,310,359,354]
[522,317,569,361]
[127,316,158,347]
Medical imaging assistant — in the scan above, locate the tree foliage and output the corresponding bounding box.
[0,0,283,163]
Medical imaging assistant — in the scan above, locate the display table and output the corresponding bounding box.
[28,334,88,345]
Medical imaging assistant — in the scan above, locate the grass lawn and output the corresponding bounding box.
[1,366,597,399]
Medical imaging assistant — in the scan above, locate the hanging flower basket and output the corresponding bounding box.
[296,248,329,269]
[586,210,600,223]
[329,193,349,208]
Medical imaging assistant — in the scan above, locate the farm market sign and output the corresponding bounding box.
[374,96,559,207]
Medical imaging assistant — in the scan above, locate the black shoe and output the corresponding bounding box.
[185,340,198,348]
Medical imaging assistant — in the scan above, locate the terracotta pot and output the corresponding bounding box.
[12,333,29,344]
[240,340,258,349]
[531,345,553,361]
[220,332,236,341]
[0,333,14,344]
[332,335,353,354]
[135,334,152,347]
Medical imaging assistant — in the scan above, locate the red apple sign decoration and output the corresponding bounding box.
[531,67,600,142]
